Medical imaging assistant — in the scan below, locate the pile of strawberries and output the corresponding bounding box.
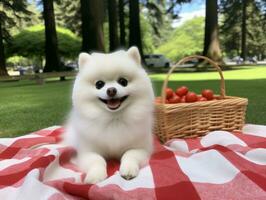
[155,86,218,104]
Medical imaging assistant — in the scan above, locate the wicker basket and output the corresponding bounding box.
[154,55,248,143]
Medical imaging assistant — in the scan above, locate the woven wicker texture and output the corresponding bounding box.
[154,55,248,143]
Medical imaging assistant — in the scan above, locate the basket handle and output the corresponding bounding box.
[161,55,226,104]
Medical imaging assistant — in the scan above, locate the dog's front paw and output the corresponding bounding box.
[119,160,139,180]
[84,166,107,184]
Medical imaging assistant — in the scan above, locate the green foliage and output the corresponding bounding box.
[141,15,155,54]
[53,0,188,54]
[6,56,31,67]
[10,3,41,36]
[54,0,81,36]
[103,13,155,54]
[141,1,175,48]
[0,0,30,41]
[7,25,81,59]
[152,18,174,48]
[156,17,204,61]
[103,22,109,52]
[220,0,266,58]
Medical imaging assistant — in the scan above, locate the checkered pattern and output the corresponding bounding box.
[0,124,265,200]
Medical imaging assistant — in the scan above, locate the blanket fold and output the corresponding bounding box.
[0,124,265,200]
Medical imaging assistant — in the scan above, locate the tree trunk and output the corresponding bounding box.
[0,20,8,76]
[129,0,144,59]
[108,0,119,51]
[203,0,223,64]
[43,0,61,72]
[241,0,247,61]
[119,0,126,47]
[81,0,105,52]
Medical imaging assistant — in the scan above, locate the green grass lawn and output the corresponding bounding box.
[1,66,266,137]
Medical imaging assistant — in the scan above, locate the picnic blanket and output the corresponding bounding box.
[0,124,266,200]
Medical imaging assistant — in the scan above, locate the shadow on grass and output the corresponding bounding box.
[147,65,261,74]
[0,78,74,89]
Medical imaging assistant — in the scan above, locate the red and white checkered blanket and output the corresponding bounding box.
[0,124,266,200]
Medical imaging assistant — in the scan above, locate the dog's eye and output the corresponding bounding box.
[117,77,128,87]
[95,80,105,89]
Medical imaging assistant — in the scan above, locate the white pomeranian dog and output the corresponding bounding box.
[64,47,154,184]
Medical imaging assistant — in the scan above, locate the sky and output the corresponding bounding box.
[172,0,205,27]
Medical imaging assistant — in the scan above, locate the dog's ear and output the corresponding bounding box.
[127,46,141,65]
[78,52,91,70]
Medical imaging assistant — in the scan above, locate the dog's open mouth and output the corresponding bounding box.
[99,96,129,110]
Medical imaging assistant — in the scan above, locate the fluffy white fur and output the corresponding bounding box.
[64,47,154,184]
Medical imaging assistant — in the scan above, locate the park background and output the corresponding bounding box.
[0,0,266,137]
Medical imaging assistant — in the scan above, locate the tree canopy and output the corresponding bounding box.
[220,0,266,59]
[54,0,81,36]
[7,25,81,59]
[156,17,204,61]
[0,0,31,75]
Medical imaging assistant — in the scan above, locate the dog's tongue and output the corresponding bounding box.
[107,99,121,109]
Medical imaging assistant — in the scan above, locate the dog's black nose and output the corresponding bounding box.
[107,87,117,97]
